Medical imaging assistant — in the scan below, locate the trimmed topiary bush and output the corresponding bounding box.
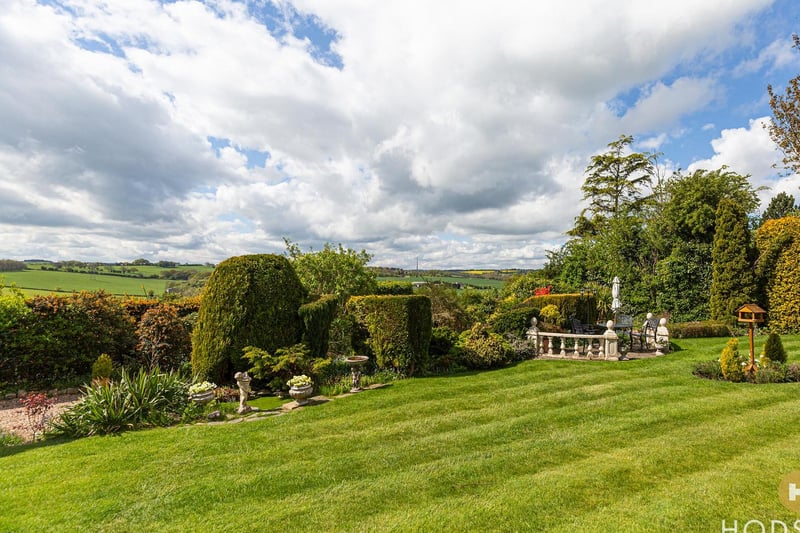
[720,338,745,382]
[192,255,307,384]
[762,332,787,364]
[298,294,338,357]
[347,295,432,376]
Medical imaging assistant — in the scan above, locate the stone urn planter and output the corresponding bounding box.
[190,390,215,405]
[288,384,314,405]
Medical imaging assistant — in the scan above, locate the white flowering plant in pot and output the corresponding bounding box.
[188,381,216,395]
[287,375,312,388]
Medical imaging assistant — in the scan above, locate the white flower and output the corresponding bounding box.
[189,381,216,394]
[287,375,312,388]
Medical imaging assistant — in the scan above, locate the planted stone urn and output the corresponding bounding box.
[287,375,314,405]
[188,381,216,405]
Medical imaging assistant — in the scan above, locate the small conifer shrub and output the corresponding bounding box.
[719,338,745,382]
[762,332,787,364]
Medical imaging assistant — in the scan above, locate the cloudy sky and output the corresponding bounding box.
[2,0,799,269]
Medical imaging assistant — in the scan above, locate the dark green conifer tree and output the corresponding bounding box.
[710,198,756,320]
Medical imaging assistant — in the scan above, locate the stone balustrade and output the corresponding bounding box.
[526,319,621,361]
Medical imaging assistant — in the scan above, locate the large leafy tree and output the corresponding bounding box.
[660,167,762,246]
[767,34,800,175]
[284,239,377,300]
[760,191,798,225]
[572,134,658,234]
[709,199,756,320]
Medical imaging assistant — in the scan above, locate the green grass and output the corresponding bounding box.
[1,270,170,297]
[2,336,800,531]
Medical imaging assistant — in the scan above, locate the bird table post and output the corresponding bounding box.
[736,304,767,378]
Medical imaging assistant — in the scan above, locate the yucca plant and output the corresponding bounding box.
[51,367,190,438]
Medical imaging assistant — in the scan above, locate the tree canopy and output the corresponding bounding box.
[284,239,377,300]
[767,34,800,175]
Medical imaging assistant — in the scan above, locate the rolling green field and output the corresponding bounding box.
[1,270,170,297]
[3,336,799,531]
[378,275,505,289]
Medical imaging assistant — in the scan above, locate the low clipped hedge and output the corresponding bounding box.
[347,295,432,376]
[375,281,414,295]
[489,304,540,336]
[523,293,596,326]
[669,320,731,338]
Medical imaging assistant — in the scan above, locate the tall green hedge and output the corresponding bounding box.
[191,255,307,383]
[0,291,136,389]
[347,295,432,376]
[522,293,597,326]
[756,216,800,332]
[299,294,338,357]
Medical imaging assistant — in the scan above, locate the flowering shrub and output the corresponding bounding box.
[188,381,216,395]
[287,375,313,388]
[534,286,552,296]
[15,392,54,441]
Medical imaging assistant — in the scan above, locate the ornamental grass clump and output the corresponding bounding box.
[52,367,190,438]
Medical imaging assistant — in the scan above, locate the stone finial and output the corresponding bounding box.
[606,320,614,331]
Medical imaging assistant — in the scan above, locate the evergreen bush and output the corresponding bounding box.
[762,332,787,364]
[191,255,307,383]
[91,353,113,381]
[719,338,745,382]
[456,323,514,370]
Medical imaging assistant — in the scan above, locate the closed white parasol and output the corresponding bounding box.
[611,276,621,313]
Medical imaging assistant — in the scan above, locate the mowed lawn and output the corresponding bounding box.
[2,337,800,532]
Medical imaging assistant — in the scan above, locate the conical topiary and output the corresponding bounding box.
[762,332,787,364]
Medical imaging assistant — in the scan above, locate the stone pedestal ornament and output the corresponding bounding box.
[655,318,670,356]
[344,355,369,392]
[525,317,540,356]
[234,371,254,414]
[604,320,619,360]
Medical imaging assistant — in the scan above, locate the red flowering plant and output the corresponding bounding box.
[534,285,552,296]
[15,392,55,441]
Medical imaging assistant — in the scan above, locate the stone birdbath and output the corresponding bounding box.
[344,355,369,392]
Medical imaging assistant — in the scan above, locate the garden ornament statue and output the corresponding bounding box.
[655,318,670,355]
[234,371,254,414]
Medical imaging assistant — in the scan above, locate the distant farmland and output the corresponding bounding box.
[0,269,172,296]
